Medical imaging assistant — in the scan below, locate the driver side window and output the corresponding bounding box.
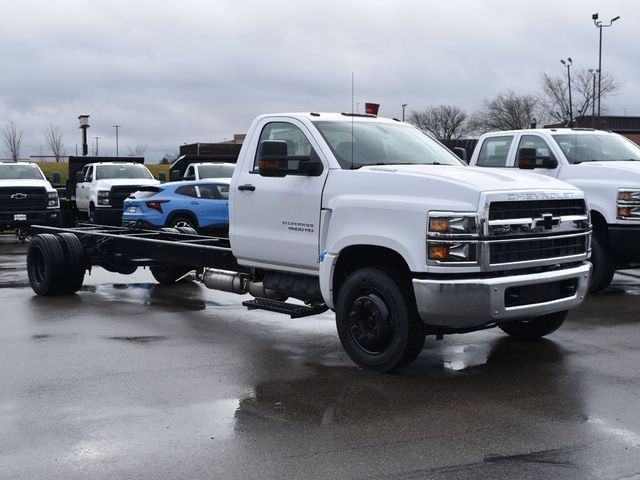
[253,122,316,171]
[85,166,94,182]
[517,135,556,162]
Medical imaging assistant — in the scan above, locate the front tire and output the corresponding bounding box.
[589,234,616,293]
[168,216,197,232]
[150,264,193,285]
[335,268,425,372]
[499,310,568,340]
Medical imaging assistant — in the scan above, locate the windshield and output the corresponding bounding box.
[552,133,640,164]
[312,121,464,169]
[198,164,235,178]
[96,164,153,180]
[0,164,44,180]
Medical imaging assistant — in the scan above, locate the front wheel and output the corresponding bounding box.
[498,310,568,340]
[589,235,616,293]
[335,268,425,372]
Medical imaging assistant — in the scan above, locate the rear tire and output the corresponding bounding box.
[56,233,86,294]
[335,268,425,372]
[176,226,198,235]
[27,234,66,296]
[499,310,568,340]
[589,235,616,292]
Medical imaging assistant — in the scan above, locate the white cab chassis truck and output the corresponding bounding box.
[468,128,640,292]
[74,162,160,225]
[27,113,591,371]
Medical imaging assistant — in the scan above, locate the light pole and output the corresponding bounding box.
[592,13,620,119]
[94,136,100,156]
[401,103,408,122]
[589,68,599,127]
[560,58,573,127]
[113,124,121,156]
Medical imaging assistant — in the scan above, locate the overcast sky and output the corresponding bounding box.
[1,0,638,161]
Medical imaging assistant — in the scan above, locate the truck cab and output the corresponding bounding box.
[75,162,159,225]
[183,162,235,180]
[469,128,640,291]
[0,162,60,240]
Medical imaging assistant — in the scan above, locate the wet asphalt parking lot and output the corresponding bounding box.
[1,235,640,479]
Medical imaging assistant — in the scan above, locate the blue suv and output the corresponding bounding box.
[122,180,229,234]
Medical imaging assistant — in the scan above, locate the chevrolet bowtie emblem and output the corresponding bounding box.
[10,193,28,200]
[532,213,554,230]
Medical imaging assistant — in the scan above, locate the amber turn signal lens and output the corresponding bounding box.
[429,218,449,232]
[618,207,631,217]
[428,245,450,260]
[618,192,632,202]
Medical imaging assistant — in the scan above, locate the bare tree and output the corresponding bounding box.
[44,124,65,162]
[407,105,469,139]
[159,150,179,164]
[2,121,23,161]
[539,68,619,125]
[127,145,147,157]
[469,91,538,133]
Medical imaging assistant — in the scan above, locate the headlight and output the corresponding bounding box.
[617,188,640,219]
[97,190,110,205]
[427,212,478,265]
[47,191,59,208]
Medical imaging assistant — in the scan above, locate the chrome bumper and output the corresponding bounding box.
[412,262,591,328]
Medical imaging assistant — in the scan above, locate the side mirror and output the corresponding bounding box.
[258,140,323,177]
[517,148,558,169]
[169,170,181,181]
[76,171,85,182]
[158,172,166,182]
[452,147,467,162]
[51,171,61,184]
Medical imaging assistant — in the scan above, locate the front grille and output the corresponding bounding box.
[489,200,586,220]
[109,186,142,208]
[490,235,587,264]
[0,187,48,211]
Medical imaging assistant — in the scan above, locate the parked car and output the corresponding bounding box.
[122,179,229,234]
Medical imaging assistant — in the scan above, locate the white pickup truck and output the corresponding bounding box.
[468,128,640,292]
[74,162,160,225]
[28,113,592,371]
[0,162,60,240]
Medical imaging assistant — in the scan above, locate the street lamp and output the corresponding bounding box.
[113,125,121,157]
[560,58,573,127]
[401,104,408,122]
[588,68,599,127]
[592,12,620,119]
[94,136,100,156]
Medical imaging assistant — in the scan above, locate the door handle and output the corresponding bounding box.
[238,184,256,191]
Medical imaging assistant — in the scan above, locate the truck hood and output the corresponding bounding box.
[363,164,574,192]
[561,161,640,185]
[95,178,160,189]
[0,179,53,190]
[324,164,581,214]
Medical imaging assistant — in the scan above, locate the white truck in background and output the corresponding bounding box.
[74,162,160,225]
[468,128,640,292]
[0,162,60,241]
[29,113,592,371]
[181,162,235,180]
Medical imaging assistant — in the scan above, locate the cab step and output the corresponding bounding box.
[242,298,328,318]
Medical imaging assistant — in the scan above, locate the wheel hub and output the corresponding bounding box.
[347,293,393,354]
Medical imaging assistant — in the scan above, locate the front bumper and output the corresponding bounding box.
[93,207,124,226]
[412,262,591,328]
[608,224,640,265]
[0,209,60,230]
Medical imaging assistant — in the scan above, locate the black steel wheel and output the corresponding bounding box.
[499,310,568,340]
[27,234,66,296]
[335,268,425,372]
[150,264,193,285]
[589,235,616,293]
[56,233,86,294]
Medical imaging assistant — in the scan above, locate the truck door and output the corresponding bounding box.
[75,165,92,211]
[232,119,328,273]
